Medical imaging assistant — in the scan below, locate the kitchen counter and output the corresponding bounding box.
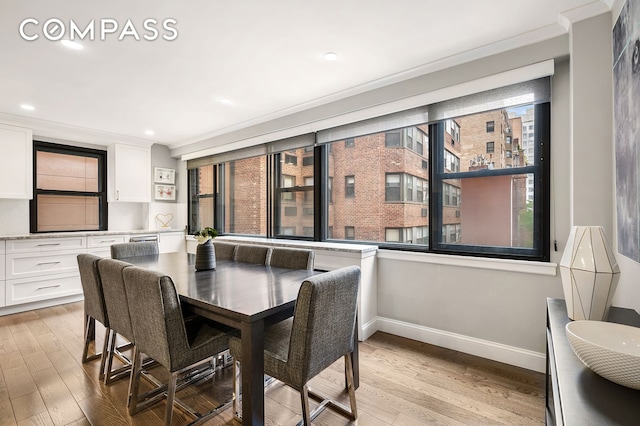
[0,229,185,240]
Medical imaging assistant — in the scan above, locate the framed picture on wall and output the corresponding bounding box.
[155,184,176,201]
[154,167,175,184]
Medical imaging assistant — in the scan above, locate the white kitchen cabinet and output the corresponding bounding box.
[5,237,84,307]
[0,123,32,199]
[108,143,151,202]
[86,234,128,257]
[158,231,185,253]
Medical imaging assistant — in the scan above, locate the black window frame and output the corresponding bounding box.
[30,141,108,233]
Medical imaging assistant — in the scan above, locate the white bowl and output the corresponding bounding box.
[566,320,640,390]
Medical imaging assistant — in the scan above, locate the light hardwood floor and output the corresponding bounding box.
[0,302,545,425]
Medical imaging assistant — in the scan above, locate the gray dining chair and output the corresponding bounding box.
[269,247,315,270]
[123,265,232,425]
[212,241,238,260]
[110,241,159,259]
[77,254,110,380]
[229,265,360,425]
[234,244,272,265]
[97,258,140,385]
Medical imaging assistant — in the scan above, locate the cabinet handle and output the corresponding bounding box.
[101,239,116,243]
[36,284,61,290]
[37,261,61,266]
[36,243,61,247]
[116,190,119,200]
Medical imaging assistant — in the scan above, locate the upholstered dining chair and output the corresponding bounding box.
[212,241,238,260]
[97,258,138,385]
[77,254,110,379]
[123,266,232,425]
[234,244,272,265]
[269,247,315,270]
[110,241,159,259]
[229,265,361,425]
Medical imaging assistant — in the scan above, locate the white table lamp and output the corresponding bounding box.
[559,226,620,321]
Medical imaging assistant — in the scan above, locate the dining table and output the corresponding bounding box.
[125,251,359,425]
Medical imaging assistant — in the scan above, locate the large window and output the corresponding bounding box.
[31,141,107,232]
[187,79,550,261]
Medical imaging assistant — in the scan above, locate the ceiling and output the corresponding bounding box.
[0,1,611,151]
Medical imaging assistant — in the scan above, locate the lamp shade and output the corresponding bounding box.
[559,226,620,320]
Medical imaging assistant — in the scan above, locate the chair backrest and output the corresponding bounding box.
[212,241,238,260]
[234,244,272,265]
[97,258,135,342]
[77,253,108,326]
[269,248,314,271]
[122,266,191,371]
[287,265,360,385]
[110,241,159,260]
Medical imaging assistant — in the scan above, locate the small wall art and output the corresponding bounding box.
[154,184,176,201]
[154,167,175,184]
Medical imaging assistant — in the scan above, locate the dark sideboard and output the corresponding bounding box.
[546,298,640,425]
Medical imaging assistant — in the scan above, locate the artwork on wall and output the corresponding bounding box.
[154,184,176,201]
[613,0,640,262]
[154,167,175,184]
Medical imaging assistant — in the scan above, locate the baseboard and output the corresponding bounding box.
[375,316,546,373]
[0,294,84,317]
[359,317,378,341]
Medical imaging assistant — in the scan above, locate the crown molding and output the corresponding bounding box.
[559,0,611,30]
[0,112,153,147]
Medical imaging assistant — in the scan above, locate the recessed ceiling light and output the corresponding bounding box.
[218,97,232,104]
[20,104,35,111]
[323,52,339,61]
[144,130,155,136]
[61,39,84,50]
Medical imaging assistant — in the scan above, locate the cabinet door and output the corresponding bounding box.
[158,232,185,253]
[0,123,32,199]
[108,143,150,202]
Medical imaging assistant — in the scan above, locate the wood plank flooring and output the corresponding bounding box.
[0,302,545,425]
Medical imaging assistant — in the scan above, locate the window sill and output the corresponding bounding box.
[377,249,557,276]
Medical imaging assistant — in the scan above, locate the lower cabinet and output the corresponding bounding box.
[86,234,128,258]
[4,237,85,311]
[6,273,81,306]
[158,231,185,253]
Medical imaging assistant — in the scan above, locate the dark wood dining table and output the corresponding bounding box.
[125,251,359,425]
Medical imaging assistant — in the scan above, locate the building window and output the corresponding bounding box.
[345,175,355,198]
[486,121,495,132]
[506,150,512,158]
[345,138,355,148]
[284,206,297,216]
[303,207,313,216]
[31,141,107,232]
[302,155,314,166]
[344,226,355,240]
[422,160,428,169]
[303,226,314,237]
[486,141,495,153]
[385,174,401,201]
[282,174,295,201]
[188,164,215,233]
[328,177,333,203]
[385,130,401,147]
[284,154,297,165]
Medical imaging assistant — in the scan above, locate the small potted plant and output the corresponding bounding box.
[193,227,218,270]
[193,227,218,244]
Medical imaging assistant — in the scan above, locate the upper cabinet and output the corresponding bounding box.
[0,123,32,199]
[108,143,151,202]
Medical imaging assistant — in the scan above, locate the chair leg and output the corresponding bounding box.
[164,372,177,426]
[98,328,113,380]
[104,330,118,385]
[233,358,242,420]
[128,347,143,414]
[344,354,358,420]
[300,384,312,426]
[82,316,98,363]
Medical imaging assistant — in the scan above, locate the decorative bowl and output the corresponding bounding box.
[566,320,640,390]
